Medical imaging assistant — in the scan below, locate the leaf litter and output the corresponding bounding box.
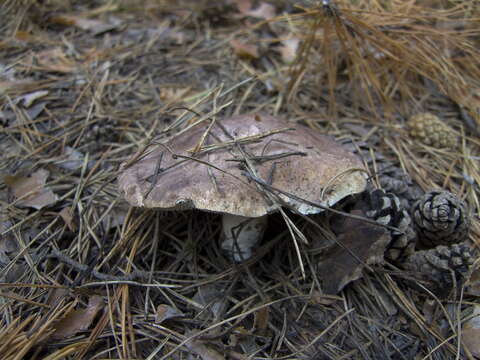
[4,169,58,210]
[0,0,479,359]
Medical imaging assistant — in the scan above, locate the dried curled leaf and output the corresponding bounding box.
[51,296,103,340]
[245,3,276,20]
[58,207,76,232]
[49,14,120,35]
[279,38,300,64]
[4,169,58,210]
[185,333,225,360]
[155,304,184,324]
[230,39,259,59]
[319,210,390,294]
[232,0,276,19]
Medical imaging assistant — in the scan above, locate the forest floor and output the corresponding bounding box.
[1,1,480,359]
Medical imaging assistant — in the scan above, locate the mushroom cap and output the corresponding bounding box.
[118,113,367,217]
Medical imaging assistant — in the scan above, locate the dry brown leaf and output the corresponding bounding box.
[462,305,480,357]
[232,0,275,20]
[232,0,252,14]
[246,3,276,20]
[155,304,184,324]
[192,284,227,319]
[51,296,103,340]
[158,86,191,103]
[230,39,259,59]
[55,146,94,171]
[49,15,119,35]
[279,37,300,64]
[14,30,37,43]
[253,306,269,335]
[4,169,58,210]
[46,288,70,307]
[58,207,76,232]
[318,210,390,294]
[101,202,129,231]
[185,334,224,360]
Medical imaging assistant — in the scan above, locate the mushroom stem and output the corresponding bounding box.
[221,214,268,262]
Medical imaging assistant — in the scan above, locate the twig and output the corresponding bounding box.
[49,248,150,282]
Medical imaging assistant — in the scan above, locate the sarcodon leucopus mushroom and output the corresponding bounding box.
[118,113,368,261]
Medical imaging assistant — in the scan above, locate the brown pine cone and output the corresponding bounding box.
[339,139,424,209]
[362,189,416,262]
[408,112,458,148]
[412,190,470,248]
[403,243,474,292]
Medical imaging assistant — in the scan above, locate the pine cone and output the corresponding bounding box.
[361,189,416,262]
[408,112,458,149]
[404,243,474,291]
[339,139,424,209]
[412,190,470,248]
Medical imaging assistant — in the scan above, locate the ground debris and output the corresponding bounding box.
[319,209,390,294]
[0,0,478,359]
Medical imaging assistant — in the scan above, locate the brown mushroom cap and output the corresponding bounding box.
[118,113,367,217]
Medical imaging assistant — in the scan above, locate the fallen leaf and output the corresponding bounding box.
[4,169,58,210]
[253,306,269,335]
[101,203,129,231]
[318,210,390,294]
[185,333,225,360]
[24,101,47,121]
[55,146,93,171]
[51,296,103,340]
[46,288,70,307]
[232,0,275,20]
[192,284,227,319]
[246,3,276,20]
[49,15,120,35]
[58,207,76,232]
[158,86,191,103]
[230,39,259,59]
[279,37,300,64]
[155,304,184,324]
[462,305,480,357]
[232,0,252,13]
[14,30,37,43]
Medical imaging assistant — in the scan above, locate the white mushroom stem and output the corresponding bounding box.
[221,214,268,262]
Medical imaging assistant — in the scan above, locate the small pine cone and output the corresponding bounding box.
[412,190,470,248]
[362,189,417,262]
[403,243,474,291]
[408,113,458,148]
[374,163,424,210]
[339,139,424,209]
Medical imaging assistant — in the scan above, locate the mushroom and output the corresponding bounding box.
[118,113,367,261]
